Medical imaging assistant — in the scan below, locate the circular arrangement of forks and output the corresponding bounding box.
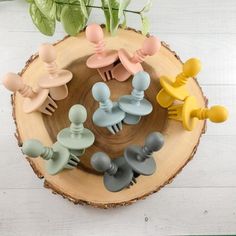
[8,27,207,207]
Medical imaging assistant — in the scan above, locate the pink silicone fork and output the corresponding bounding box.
[85,24,119,81]
[112,36,161,82]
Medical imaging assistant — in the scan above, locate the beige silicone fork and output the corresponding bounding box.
[2,72,57,115]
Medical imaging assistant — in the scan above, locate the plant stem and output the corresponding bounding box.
[55,1,142,15]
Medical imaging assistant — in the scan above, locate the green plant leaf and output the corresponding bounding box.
[55,1,77,22]
[141,0,152,13]
[101,0,110,32]
[101,0,120,34]
[118,0,131,19]
[86,0,94,15]
[29,3,56,36]
[141,15,150,35]
[34,0,56,20]
[109,0,120,34]
[55,3,64,21]
[55,0,78,2]
[78,0,88,18]
[61,5,85,36]
[26,0,151,37]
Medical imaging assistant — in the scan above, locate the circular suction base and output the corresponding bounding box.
[70,149,85,157]
[38,70,73,88]
[123,113,141,125]
[104,157,134,192]
[57,128,95,150]
[156,89,175,108]
[86,50,118,69]
[160,76,189,101]
[23,88,49,113]
[46,142,71,175]
[118,95,153,116]
[124,146,156,176]
[118,49,143,74]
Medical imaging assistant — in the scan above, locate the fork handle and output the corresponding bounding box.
[191,107,228,123]
[44,61,58,77]
[173,73,188,87]
[19,84,36,98]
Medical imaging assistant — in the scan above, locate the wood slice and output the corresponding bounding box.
[12,27,207,208]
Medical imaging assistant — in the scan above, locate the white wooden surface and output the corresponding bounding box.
[0,0,236,235]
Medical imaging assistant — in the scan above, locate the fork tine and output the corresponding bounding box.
[168,114,176,118]
[107,126,115,134]
[38,96,57,115]
[112,125,118,133]
[108,70,113,80]
[168,104,182,110]
[168,115,178,120]
[132,177,137,184]
[116,124,120,131]
[69,159,78,166]
[168,106,176,111]
[71,154,80,163]
[105,71,110,81]
[46,105,56,113]
[65,164,74,169]
[117,122,122,131]
[47,97,58,108]
[112,124,119,133]
[104,72,108,81]
[168,111,178,115]
[42,108,53,116]
[50,103,57,110]
[68,164,75,168]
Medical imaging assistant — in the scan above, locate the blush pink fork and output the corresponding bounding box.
[112,36,161,82]
[85,24,119,82]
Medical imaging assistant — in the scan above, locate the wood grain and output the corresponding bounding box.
[43,57,167,173]
[1,0,235,234]
[12,27,206,207]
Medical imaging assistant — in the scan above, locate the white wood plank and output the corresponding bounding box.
[0,147,43,189]
[157,34,236,85]
[0,0,64,33]
[151,0,236,34]
[0,87,17,134]
[0,188,235,235]
[171,135,236,188]
[202,85,236,135]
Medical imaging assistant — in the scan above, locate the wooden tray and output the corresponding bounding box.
[12,27,206,208]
